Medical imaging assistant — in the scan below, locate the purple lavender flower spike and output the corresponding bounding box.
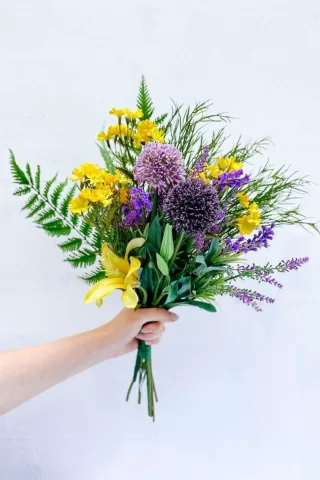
[212,170,250,191]
[121,187,152,229]
[228,286,275,312]
[225,224,275,254]
[194,232,205,249]
[134,143,185,193]
[277,257,309,272]
[192,145,209,176]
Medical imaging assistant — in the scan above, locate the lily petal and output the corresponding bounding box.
[125,237,145,262]
[84,277,125,304]
[124,256,141,287]
[121,285,139,309]
[101,244,128,278]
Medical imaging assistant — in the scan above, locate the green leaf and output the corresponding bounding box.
[206,238,220,264]
[71,213,79,226]
[146,215,161,257]
[36,209,56,224]
[80,219,92,237]
[81,266,106,285]
[195,265,227,276]
[160,223,174,262]
[137,75,155,120]
[23,194,38,210]
[165,280,179,305]
[156,253,169,276]
[154,113,168,125]
[165,276,191,305]
[35,165,41,190]
[42,219,71,237]
[97,143,115,173]
[26,200,45,218]
[9,150,29,185]
[66,249,96,268]
[43,174,58,198]
[92,232,103,250]
[51,179,68,207]
[25,163,33,186]
[184,300,217,312]
[58,237,83,252]
[13,186,31,196]
[195,255,207,265]
[60,184,77,217]
[140,265,155,298]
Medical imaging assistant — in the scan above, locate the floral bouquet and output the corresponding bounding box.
[10,77,317,420]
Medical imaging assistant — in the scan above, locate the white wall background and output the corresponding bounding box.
[0,0,320,479]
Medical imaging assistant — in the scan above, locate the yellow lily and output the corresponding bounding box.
[84,238,145,309]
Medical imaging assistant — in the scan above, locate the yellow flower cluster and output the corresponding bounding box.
[69,163,130,214]
[236,201,261,235]
[96,107,165,148]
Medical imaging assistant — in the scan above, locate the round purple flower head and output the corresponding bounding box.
[163,178,221,236]
[134,143,185,193]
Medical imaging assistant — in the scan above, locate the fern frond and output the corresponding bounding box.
[51,179,68,207]
[92,232,103,249]
[23,194,38,210]
[154,113,168,125]
[66,249,96,268]
[81,266,105,285]
[42,219,71,237]
[36,209,55,224]
[96,143,115,173]
[13,186,31,196]
[35,165,41,190]
[26,163,33,185]
[80,219,92,237]
[137,75,154,120]
[26,200,45,218]
[9,150,29,185]
[58,237,83,252]
[43,174,58,198]
[60,185,77,216]
[71,213,79,226]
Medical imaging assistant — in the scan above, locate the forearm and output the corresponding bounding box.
[0,327,112,415]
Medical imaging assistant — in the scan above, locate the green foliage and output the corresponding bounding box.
[81,266,106,285]
[9,151,101,280]
[97,142,115,173]
[137,75,155,120]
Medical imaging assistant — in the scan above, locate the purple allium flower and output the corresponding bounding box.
[276,257,309,272]
[228,286,275,312]
[163,178,221,236]
[134,143,185,193]
[121,187,152,228]
[225,224,275,254]
[192,145,209,176]
[212,170,250,191]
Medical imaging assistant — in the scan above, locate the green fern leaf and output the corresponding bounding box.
[42,219,71,237]
[81,266,106,285]
[23,194,38,210]
[96,143,115,173]
[9,151,29,185]
[35,165,41,190]
[92,232,103,249]
[80,219,92,237]
[137,75,155,120]
[58,237,83,252]
[154,113,168,125]
[36,209,56,224]
[71,213,79,226]
[51,179,68,207]
[26,200,46,218]
[13,186,31,196]
[43,174,58,198]
[60,185,77,217]
[26,163,33,186]
[66,249,96,268]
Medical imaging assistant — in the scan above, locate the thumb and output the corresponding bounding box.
[135,308,178,327]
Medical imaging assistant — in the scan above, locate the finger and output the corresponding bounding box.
[145,338,161,345]
[136,308,178,326]
[136,323,165,341]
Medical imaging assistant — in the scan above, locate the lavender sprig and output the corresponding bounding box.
[225,286,275,312]
[236,265,283,289]
[225,224,275,253]
[212,169,250,191]
[121,187,152,228]
[192,145,209,176]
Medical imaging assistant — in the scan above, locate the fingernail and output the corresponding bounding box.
[170,312,179,321]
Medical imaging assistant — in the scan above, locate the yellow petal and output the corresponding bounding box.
[96,298,103,308]
[124,256,141,287]
[84,278,125,304]
[101,244,129,278]
[125,237,145,261]
[121,285,139,309]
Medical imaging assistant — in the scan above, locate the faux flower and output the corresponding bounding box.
[163,178,221,236]
[109,107,129,117]
[106,124,130,140]
[126,109,143,119]
[121,187,152,228]
[120,188,129,203]
[134,143,185,193]
[217,156,243,172]
[133,120,165,147]
[84,239,145,308]
[69,195,90,214]
[237,191,250,208]
[97,132,107,141]
[70,163,101,183]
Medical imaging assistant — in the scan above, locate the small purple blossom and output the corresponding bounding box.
[225,224,275,253]
[163,178,221,236]
[212,170,250,191]
[276,257,309,272]
[228,286,275,312]
[121,187,152,228]
[237,265,283,289]
[134,143,185,193]
[192,145,209,176]
[194,232,205,249]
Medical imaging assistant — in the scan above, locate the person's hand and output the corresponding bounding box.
[95,308,178,358]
